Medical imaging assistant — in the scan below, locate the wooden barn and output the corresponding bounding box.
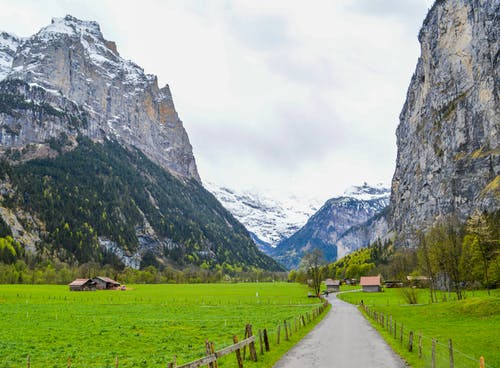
[325,278,340,292]
[69,278,96,291]
[92,276,121,290]
[360,276,381,292]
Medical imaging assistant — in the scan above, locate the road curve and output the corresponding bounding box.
[273,293,406,368]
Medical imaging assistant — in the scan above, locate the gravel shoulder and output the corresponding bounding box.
[273,292,406,368]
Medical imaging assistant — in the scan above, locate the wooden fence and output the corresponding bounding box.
[167,300,329,368]
[361,304,490,368]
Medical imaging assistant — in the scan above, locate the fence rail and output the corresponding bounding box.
[361,304,492,368]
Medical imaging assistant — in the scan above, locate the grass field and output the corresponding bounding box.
[338,288,500,368]
[0,283,328,368]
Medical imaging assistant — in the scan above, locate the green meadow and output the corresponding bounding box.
[0,283,327,368]
[338,287,500,368]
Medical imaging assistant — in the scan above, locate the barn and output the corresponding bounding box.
[360,276,381,292]
[69,278,96,291]
[325,278,340,292]
[92,276,121,290]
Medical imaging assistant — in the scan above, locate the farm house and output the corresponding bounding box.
[68,278,96,291]
[92,276,121,290]
[360,276,381,292]
[324,279,340,292]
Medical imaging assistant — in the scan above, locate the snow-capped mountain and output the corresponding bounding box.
[204,182,322,251]
[271,183,391,269]
[0,15,283,271]
[0,15,199,180]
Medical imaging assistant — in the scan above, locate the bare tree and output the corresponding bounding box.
[300,248,326,297]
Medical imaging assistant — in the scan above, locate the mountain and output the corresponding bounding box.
[0,15,283,271]
[204,182,321,252]
[1,15,198,180]
[271,184,390,269]
[390,0,500,246]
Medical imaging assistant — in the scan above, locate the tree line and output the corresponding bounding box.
[292,210,499,300]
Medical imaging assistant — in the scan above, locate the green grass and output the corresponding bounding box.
[338,288,500,368]
[0,283,328,368]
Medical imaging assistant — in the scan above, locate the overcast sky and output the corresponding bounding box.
[0,0,433,202]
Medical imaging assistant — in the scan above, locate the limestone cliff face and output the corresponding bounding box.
[0,15,199,181]
[391,0,499,245]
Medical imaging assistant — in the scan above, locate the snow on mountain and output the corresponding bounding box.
[271,183,391,269]
[343,182,390,201]
[204,182,322,250]
[0,32,21,81]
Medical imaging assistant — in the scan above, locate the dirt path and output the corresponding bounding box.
[273,292,406,368]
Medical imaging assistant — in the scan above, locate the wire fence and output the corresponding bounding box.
[361,304,493,368]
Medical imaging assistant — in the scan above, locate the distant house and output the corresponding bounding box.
[69,278,96,292]
[360,276,381,292]
[325,279,340,292]
[344,278,358,285]
[407,275,431,287]
[92,276,120,290]
[384,280,404,288]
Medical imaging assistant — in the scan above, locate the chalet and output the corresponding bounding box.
[93,276,121,290]
[360,276,381,292]
[325,279,340,292]
[69,278,96,291]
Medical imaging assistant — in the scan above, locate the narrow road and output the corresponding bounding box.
[273,293,406,368]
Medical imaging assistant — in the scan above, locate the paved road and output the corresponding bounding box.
[273,293,406,368]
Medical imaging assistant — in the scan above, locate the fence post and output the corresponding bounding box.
[284,320,289,341]
[211,341,218,368]
[263,329,270,352]
[233,335,243,368]
[400,324,404,344]
[276,324,281,345]
[246,325,257,362]
[27,355,30,368]
[258,329,263,355]
[480,356,485,368]
[408,331,413,352]
[394,321,397,339]
[418,334,422,359]
[432,339,436,368]
[205,340,213,368]
[67,356,71,368]
[449,339,454,368]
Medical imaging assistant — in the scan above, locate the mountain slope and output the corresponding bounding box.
[390,0,500,245]
[0,137,283,271]
[204,182,321,251]
[271,184,390,269]
[0,15,283,271]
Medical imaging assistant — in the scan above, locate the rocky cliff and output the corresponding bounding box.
[391,0,499,246]
[0,15,199,180]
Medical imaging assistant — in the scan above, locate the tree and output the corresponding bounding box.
[466,211,498,294]
[425,216,465,300]
[300,249,326,297]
